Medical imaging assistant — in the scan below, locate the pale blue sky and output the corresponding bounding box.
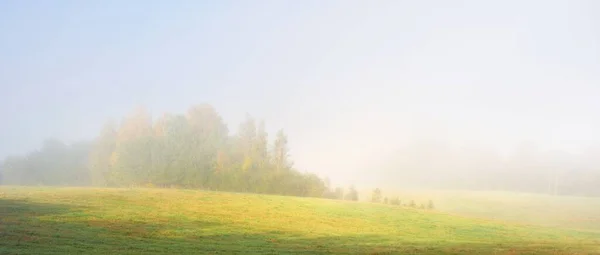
[1,0,599,186]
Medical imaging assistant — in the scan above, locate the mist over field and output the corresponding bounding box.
[2,1,600,254]
[1,1,600,196]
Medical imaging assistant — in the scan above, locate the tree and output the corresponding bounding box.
[303,173,327,197]
[384,197,388,204]
[0,102,353,200]
[390,196,401,206]
[408,200,416,208]
[345,185,359,201]
[89,120,117,186]
[252,120,271,193]
[255,120,269,168]
[427,200,435,210]
[371,188,382,203]
[151,114,191,187]
[66,141,92,185]
[1,156,33,185]
[37,139,69,185]
[272,129,292,173]
[334,187,344,200]
[110,107,153,186]
[1,140,89,186]
[185,104,229,188]
[269,129,294,194]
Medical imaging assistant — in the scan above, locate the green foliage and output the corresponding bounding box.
[89,121,117,186]
[390,196,401,206]
[1,140,90,186]
[323,186,346,200]
[371,188,382,203]
[409,200,416,208]
[109,107,153,186]
[344,185,359,201]
[0,104,338,199]
[427,199,435,210]
[334,187,344,200]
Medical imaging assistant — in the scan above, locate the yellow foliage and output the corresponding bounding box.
[242,156,252,172]
[109,152,119,167]
[215,151,226,173]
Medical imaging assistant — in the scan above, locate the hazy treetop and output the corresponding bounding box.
[1,0,599,186]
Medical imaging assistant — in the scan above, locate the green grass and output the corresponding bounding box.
[367,189,600,232]
[1,187,599,254]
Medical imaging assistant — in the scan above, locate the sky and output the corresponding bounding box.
[1,0,599,187]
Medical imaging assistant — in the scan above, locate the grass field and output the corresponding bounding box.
[364,189,600,232]
[1,186,600,254]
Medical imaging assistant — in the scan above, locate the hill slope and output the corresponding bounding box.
[1,187,599,254]
[364,189,600,232]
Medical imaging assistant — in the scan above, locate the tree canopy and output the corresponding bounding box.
[0,104,352,200]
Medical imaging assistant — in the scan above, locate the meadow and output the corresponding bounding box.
[366,189,600,232]
[1,186,599,254]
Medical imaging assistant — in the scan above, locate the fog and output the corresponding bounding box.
[1,1,599,195]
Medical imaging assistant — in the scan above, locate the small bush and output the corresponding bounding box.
[371,188,382,203]
[322,190,336,199]
[334,187,344,200]
[427,200,435,210]
[344,185,359,201]
[390,196,401,206]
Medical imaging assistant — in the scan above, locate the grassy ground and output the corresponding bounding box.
[365,189,600,232]
[1,186,599,254]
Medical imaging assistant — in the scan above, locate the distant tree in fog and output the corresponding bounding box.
[345,185,359,201]
[408,200,416,208]
[427,200,435,210]
[0,139,90,186]
[0,103,346,200]
[89,121,117,187]
[334,187,344,200]
[371,188,382,203]
[384,138,600,197]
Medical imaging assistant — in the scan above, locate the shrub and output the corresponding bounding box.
[322,190,336,199]
[427,200,435,210]
[390,196,401,206]
[344,185,359,201]
[334,187,344,200]
[371,188,382,203]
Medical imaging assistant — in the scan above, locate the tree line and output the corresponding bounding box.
[4,103,598,198]
[0,104,358,200]
[370,188,434,210]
